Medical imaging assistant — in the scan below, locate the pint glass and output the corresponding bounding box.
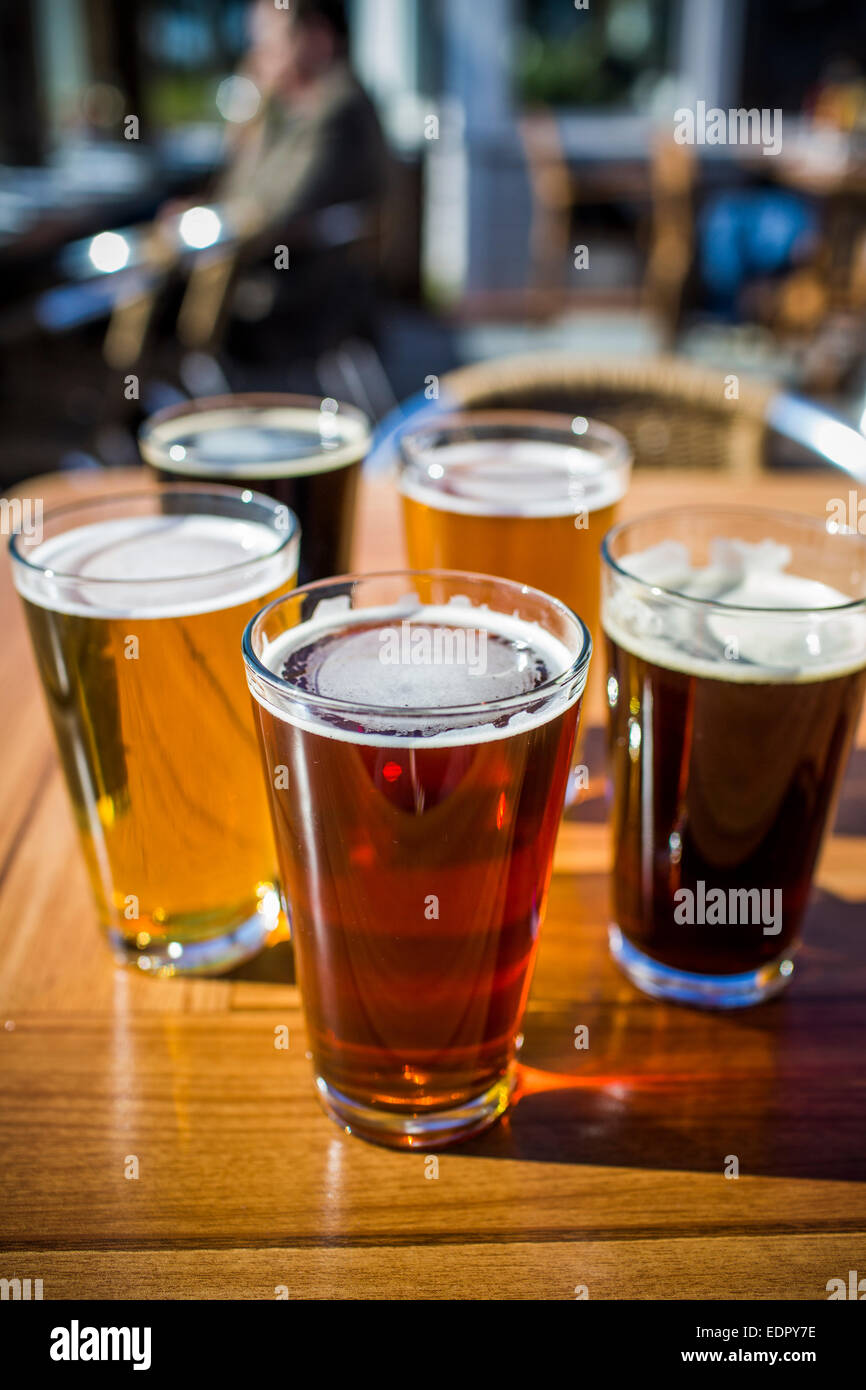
[603,506,866,1007]
[399,411,631,668]
[243,570,591,1146]
[11,486,299,973]
[140,393,370,583]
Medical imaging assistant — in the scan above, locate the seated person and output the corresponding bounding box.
[164,0,390,365]
[218,0,389,247]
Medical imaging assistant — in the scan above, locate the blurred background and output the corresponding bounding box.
[2,0,866,484]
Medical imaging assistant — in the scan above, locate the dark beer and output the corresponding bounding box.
[606,638,866,975]
[603,509,866,1006]
[141,394,370,583]
[244,572,590,1145]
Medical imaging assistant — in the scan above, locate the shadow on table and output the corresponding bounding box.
[458,888,866,1183]
[822,746,866,836]
[213,740,864,1184]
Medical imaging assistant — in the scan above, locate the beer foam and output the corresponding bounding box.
[603,538,866,683]
[293,623,545,708]
[141,404,369,478]
[15,514,297,618]
[400,439,627,517]
[252,598,587,746]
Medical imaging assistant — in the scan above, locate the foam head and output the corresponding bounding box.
[15,513,297,618]
[141,401,370,479]
[603,537,866,682]
[252,594,588,745]
[400,437,628,517]
[283,620,551,710]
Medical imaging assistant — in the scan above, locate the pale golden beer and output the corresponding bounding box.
[399,412,632,671]
[11,486,299,973]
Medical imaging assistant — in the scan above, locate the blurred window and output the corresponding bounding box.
[142,0,249,128]
[516,0,674,109]
[739,0,866,117]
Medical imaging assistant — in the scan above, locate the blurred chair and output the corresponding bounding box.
[103,278,167,371]
[440,353,777,477]
[435,351,866,484]
[508,118,695,346]
[519,109,575,294]
[642,135,695,345]
[176,196,385,363]
[101,232,178,372]
[176,243,242,351]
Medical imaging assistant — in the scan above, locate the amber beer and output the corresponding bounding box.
[140,394,370,583]
[244,571,591,1146]
[603,507,866,1008]
[11,487,299,973]
[399,412,631,668]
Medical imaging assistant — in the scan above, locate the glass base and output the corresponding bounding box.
[315,1064,516,1150]
[108,911,271,976]
[609,925,797,1009]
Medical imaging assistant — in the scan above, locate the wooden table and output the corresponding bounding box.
[2,466,864,1301]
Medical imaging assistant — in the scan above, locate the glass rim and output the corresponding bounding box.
[398,407,632,467]
[139,391,372,478]
[602,504,866,615]
[242,567,593,721]
[397,408,632,518]
[8,483,300,588]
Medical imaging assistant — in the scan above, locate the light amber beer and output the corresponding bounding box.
[244,571,591,1147]
[11,486,299,973]
[399,412,631,663]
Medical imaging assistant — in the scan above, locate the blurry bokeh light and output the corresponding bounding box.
[216,75,261,124]
[179,206,222,250]
[88,231,131,274]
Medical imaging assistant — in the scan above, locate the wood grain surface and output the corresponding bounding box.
[1,465,864,1300]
